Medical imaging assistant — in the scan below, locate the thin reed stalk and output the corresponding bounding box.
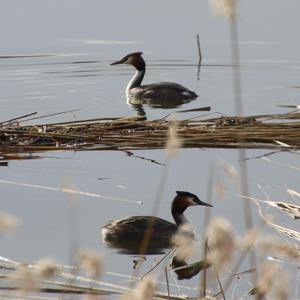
[200,239,209,298]
[196,34,202,65]
[165,267,170,299]
[213,267,226,300]
[228,7,257,287]
[199,161,215,298]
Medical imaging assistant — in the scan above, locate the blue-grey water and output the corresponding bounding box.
[1,0,300,298]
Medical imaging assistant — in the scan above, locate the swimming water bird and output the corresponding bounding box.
[110,52,198,100]
[102,191,212,253]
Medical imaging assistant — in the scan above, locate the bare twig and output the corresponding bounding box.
[0,112,37,125]
[141,248,175,279]
[196,34,202,65]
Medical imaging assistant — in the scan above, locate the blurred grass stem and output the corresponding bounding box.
[165,267,170,299]
[229,10,257,286]
[199,161,214,298]
[200,239,209,298]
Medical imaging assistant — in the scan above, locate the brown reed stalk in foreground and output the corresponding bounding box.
[200,161,215,297]
[228,2,258,287]
[210,0,257,290]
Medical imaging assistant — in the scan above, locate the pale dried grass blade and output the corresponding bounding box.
[0,179,141,204]
[287,189,300,199]
[240,194,300,241]
[274,140,291,148]
[239,194,300,219]
[267,222,300,241]
[265,201,300,219]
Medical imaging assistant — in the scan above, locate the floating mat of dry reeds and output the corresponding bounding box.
[1,112,300,159]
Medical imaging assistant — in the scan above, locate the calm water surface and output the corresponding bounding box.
[1,0,300,297]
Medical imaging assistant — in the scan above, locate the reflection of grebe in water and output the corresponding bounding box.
[101,191,212,254]
[110,52,198,102]
[128,96,194,117]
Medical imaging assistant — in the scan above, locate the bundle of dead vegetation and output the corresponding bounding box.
[1,111,300,160]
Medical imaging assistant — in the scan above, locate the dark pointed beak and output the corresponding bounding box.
[197,199,213,207]
[110,58,126,65]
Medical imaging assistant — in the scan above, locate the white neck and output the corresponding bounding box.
[172,212,189,226]
[126,70,145,97]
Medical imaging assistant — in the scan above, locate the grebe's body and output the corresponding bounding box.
[102,191,212,245]
[102,215,177,241]
[111,52,198,100]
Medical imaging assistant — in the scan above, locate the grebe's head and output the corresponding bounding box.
[110,52,145,71]
[172,191,212,213]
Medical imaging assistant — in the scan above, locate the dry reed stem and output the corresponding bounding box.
[0,179,140,204]
[201,239,209,298]
[243,194,300,242]
[196,34,202,65]
[223,0,257,287]
[164,267,170,299]
[213,269,225,300]
[199,162,215,298]
[239,194,300,220]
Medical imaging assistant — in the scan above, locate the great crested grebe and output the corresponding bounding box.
[102,191,212,246]
[110,52,198,100]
